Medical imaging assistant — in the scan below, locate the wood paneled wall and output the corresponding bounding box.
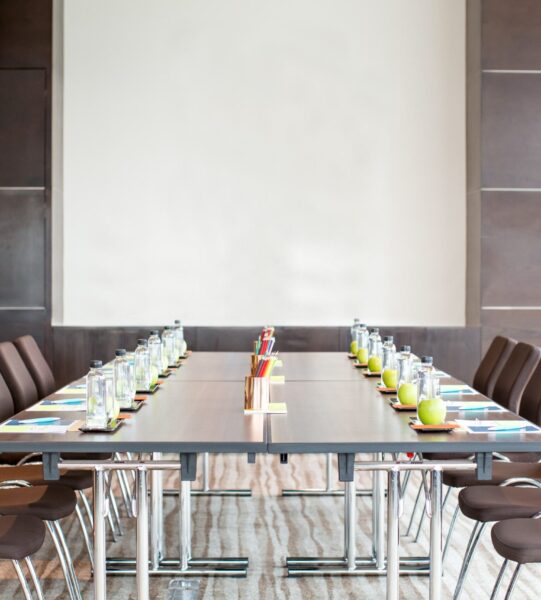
[0,1,52,354]
[477,1,541,349]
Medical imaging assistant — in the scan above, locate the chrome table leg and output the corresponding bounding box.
[373,452,386,570]
[136,468,150,600]
[386,468,400,600]
[429,469,443,600]
[93,468,107,600]
[150,452,164,570]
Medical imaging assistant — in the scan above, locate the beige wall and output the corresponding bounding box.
[58,0,466,326]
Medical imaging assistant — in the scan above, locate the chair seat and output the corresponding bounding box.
[459,486,541,522]
[0,515,45,560]
[0,465,93,491]
[0,485,76,521]
[502,452,541,463]
[492,518,541,564]
[443,461,541,488]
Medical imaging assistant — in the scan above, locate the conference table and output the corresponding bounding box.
[1,351,541,600]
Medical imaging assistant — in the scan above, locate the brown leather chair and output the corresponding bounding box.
[490,517,541,598]
[0,342,39,413]
[0,514,47,598]
[14,335,56,399]
[472,336,516,397]
[491,342,541,413]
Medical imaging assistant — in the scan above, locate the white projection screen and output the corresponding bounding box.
[60,0,466,326]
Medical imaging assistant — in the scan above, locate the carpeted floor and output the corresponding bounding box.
[1,453,539,598]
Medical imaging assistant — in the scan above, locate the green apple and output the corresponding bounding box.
[382,369,398,389]
[368,356,382,373]
[398,383,417,405]
[350,340,358,354]
[357,348,368,363]
[417,398,446,425]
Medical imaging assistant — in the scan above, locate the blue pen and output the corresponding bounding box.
[487,425,528,432]
[12,417,61,425]
[48,399,85,405]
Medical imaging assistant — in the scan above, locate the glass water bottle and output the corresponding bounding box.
[367,328,382,372]
[134,339,151,391]
[397,345,416,405]
[86,360,108,429]
[148,330,162,383]
[416,356,445,425]
[113,349,133,409]
[162,326,176,368]
[381,336,397,389]
[175,319,187,356]
[357,323,369,364]
[350,318,360,353]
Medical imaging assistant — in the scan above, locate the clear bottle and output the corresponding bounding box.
[357,324,369,357]
[177,320,188,356]
[416,356,445,425]
[397,345,416,405]
[350,318,360,349]
[173,320,183,361]
[134,338,151,391]
[367,328,383,372]
[162,326,176,368]
[86,360,107,429]
[148,330,162,383]
[105,375,119,424]
[381,336,397,388]
[113,349,133,409]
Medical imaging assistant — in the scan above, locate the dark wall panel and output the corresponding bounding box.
[0,69,46,187]
[482,309,541,353]
[0,0,52,68]
[0,190,46,306]
[483,0,541,69]
[481,191,541,306]
[482,73,541,188]
[52,326,481,389]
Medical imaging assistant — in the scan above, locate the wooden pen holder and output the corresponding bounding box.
[250,354,265,375]
[244,376,270,411]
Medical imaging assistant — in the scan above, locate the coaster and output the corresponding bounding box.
[408,419,459,433]
[134,395,147,402]
[347,353,357,359]
[79,420,124,434]
[389,401,416,411]
[353,361,368,369]
[136,384,160,395]
[363,371,381,377]
[159,370,173,378]
[119,400,144,413]
[377,386,397,394]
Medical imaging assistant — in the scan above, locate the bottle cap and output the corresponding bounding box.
[360,323,367,328]
[384,336,393,343]
[400,345,411,352]
[90,360,102,368]
[150,330,159,336]
[174,320,181,325]
[115,349,127,356]
[370,328,379,333]
[421,356,433,364]
[137,339,148,346]
[164,326,171,330]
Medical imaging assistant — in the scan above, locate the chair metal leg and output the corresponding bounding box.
[504,563,522,600]
[453,521,487,600]
[490,559,509,600]
[414,503,426,542]
[405,480,423,537]
[105,473,122,537]
[51,520,83,600]
[116,468,134,518]
[75,503,94,568]
[46,521,79,600]
[442,502,460,563]
[24,556,45,600]
[79,490,94,528]
[12,559,33,600]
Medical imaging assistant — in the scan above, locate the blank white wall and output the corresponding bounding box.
[60,0,466,326]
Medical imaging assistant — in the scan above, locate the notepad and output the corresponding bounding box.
[0,418,80,434]
[446,401,504,412]
[440,385,476,395]
[33,399,86,412]
[456,420,541,434]
[56,385,86,395]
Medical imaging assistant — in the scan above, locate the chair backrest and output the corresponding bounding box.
[472,336,516,397]
[0,373,16,423]
[13,335,56,399]
[518,361,541,425]
[492,342,541,413]
[0,342,39,412]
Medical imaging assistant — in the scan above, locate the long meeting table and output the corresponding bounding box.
[1,351,541,600]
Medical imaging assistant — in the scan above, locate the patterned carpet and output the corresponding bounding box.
[1,453,539,598]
